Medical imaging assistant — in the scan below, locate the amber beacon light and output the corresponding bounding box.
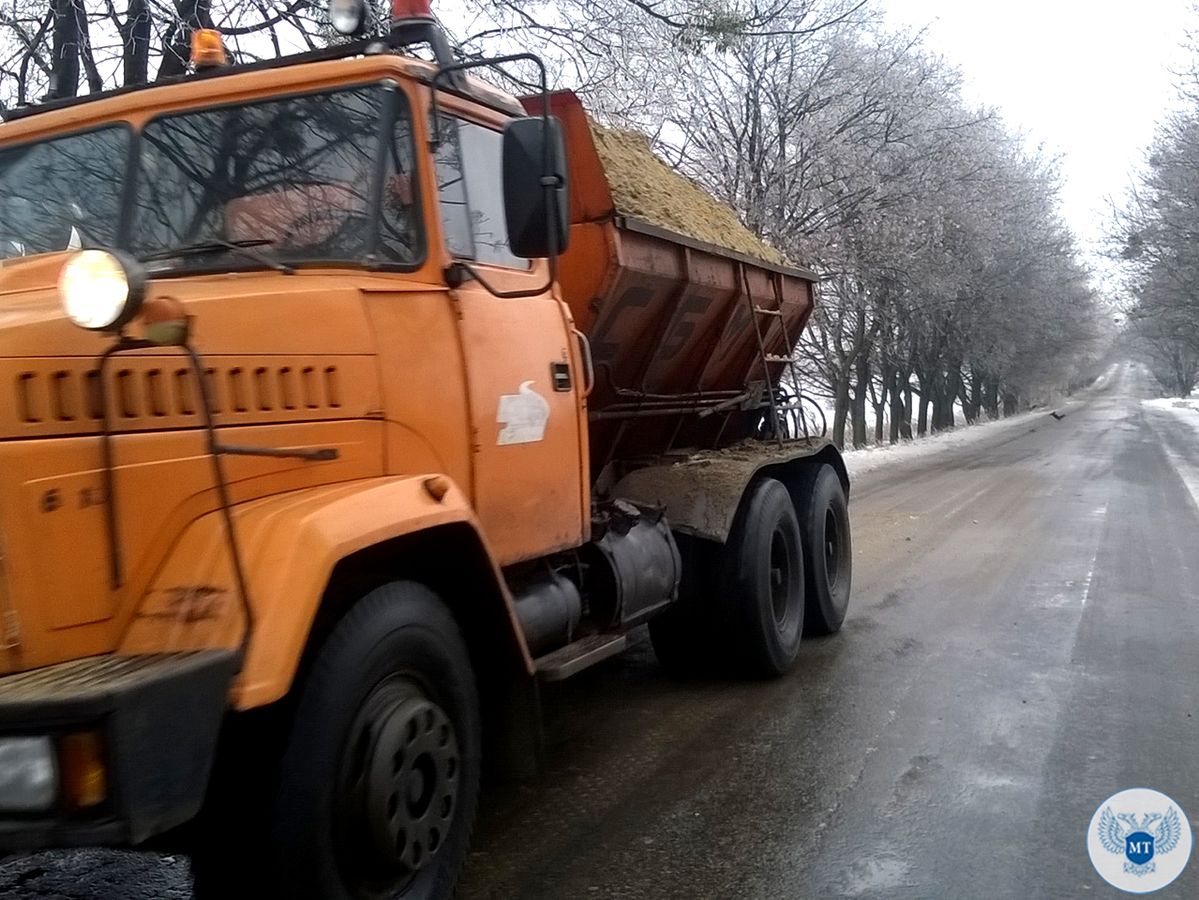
[190,28,228,69]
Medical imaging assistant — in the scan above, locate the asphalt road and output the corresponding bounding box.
[4,361,1198,898]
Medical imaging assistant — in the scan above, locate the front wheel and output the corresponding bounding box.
[191,581,480,900]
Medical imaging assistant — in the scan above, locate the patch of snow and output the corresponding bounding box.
[1141,396,1199,413]
[1141,395,1199,512]
[843,408,1046,478]
[1090,362,1121,392]
[835,853,914,896]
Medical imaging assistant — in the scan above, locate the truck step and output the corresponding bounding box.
[535,633,628,682]
[753,306,784,317]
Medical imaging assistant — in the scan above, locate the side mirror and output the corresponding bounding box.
[502,116,570,260]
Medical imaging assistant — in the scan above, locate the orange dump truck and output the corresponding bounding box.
[0,6,850,898]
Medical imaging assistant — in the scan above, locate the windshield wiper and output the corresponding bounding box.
[142,238,295,274]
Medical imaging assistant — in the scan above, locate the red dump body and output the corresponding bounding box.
[525,92,818,472]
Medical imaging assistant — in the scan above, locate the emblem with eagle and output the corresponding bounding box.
[1098,805,1184,876]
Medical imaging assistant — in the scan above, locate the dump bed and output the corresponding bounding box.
[528,92,818,473]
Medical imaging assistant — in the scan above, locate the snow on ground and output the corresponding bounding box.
[1141,396,1199,414]
[1090,362,1121,392]
[836,365,1120,479]
[1141,395,1199,511]
[842,407,1048,479]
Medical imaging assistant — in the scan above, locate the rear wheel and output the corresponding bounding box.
[799,465,852,635]
[719,477,805,677]
[191,581,480,900]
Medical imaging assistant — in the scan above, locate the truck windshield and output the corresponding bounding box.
[128,85,420,267]
[0,85,420,269]
[0,126,128,259]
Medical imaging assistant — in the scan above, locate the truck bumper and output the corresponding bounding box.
[0,650,238,851]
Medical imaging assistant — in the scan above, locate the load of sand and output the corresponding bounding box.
[588,120,787,266]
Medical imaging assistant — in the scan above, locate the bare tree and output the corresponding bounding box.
[1,0,1099,439]
[1115,42,1199,397]
[0,0,332,107]
[651,14,1095,447]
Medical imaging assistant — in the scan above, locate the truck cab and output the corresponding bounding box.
[0,5,851,898]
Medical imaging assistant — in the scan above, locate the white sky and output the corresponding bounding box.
[880,0,1195,269]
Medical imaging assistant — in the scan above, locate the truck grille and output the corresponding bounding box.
[8,357,352,434]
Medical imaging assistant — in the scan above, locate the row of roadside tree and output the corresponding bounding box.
[0,0,1108,445]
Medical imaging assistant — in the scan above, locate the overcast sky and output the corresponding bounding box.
[880,0,1195,268]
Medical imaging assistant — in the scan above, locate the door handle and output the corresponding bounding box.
[573,328,594,398]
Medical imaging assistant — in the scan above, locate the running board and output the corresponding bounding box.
[534,633,628,682]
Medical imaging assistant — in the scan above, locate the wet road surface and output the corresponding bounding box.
[4,361,1198,898]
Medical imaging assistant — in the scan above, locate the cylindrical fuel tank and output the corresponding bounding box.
[585,500,681,630]
[511,570,583,657]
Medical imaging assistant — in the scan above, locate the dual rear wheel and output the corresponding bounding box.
[649,463,851,677]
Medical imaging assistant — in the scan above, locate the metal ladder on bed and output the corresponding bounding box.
[743,267,811,447]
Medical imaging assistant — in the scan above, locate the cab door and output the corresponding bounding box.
[433,110,588,565]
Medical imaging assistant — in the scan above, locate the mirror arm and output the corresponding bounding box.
[431,52,550,125]
[390,19,464,90]
[447,260,553,300]
[431,51,560,284]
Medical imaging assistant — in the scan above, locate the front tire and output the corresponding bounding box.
[192,581,480,900]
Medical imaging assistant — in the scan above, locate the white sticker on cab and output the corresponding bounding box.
[497,381,550,445]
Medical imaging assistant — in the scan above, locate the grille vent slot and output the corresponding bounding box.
[116,370,138,418]
[16,364,343,425]
[278,367,296,410]
[146,369,167,417]
[301,366,318,409]
[16,373,40,423]
[51,371,75,421]
[174,369,195,415]
[228,368,247,413]
[254,367,272,411]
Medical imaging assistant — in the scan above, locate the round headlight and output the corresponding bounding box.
[329,0,367,35]
[59,250,145,332]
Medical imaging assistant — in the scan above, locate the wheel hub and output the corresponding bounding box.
[824,508,841,589]
[340,680,460,881]
[769,527,793,627]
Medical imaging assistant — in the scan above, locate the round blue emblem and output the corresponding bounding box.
[1088,788,1193,892]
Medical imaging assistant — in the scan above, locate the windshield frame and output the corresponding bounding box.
[128,78,425,277]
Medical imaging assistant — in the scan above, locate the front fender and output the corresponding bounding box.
[119,475,529,709]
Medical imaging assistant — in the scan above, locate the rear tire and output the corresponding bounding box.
[799,465,852,635]
[191,581,480,900]
[719,477,805,677]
